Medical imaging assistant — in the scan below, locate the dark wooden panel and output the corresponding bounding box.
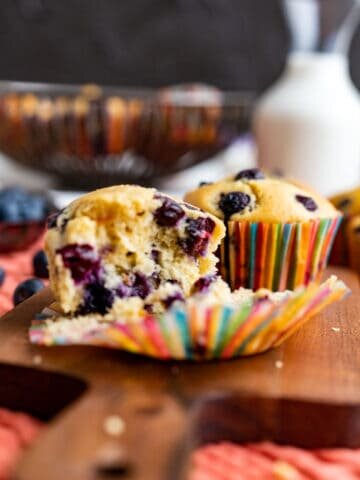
[0,267,357,479]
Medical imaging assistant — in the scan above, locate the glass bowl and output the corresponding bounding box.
[0,220,46,253]
[0,188,56,252]
[0,81,254,189]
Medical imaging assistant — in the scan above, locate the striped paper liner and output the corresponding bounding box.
[29,276,348,361]
[219,217,342,292]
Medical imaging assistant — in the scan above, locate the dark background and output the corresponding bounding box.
[0,0,359,93]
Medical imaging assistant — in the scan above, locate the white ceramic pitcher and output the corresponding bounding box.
[254,0,360,196]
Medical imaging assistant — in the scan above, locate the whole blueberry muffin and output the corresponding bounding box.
[330,186,360,270]
[45,185,226,320]
[346,215,360,274]
[330,187,360,218]
[185,169,341,291]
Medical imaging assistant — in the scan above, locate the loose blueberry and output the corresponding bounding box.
[154,197,185,227]
[0,202,21,222]
[57,244,101,284]
[33,250,49,279]
[179,217,215,257]
[0,267,5,287]
[13,278,44,306]
[295,194,318,212]
[19,195,45,221]
[163,292,184,309]
[77,281,114,315]
[192,275,216,294]
[0,187,54,223]
[235,168,265,181]
[0,186,27,202]
[218,192,251,218]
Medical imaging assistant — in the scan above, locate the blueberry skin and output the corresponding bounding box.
[0,202,21,222]
[0,267,5,287]
[19,195,46,221]
[179,217,215,257]
[163,291,184,309]
[0,186,28,202]
[57,244,100,284]
[77,282,114,316]
[218,192,251,219]
[154,197,185,227]
[33,250,49,279]
[13,278,44,306]
[0,187,52,223]
[192,274,216,294]
[295,194,318,212]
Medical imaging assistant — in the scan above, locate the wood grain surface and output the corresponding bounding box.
[0,267,357,479]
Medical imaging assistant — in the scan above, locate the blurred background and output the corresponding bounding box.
[0,0,359,200]
[1,0,360,90]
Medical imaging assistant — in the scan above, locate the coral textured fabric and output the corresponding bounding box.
[190,442,360,480]
[0,242,44,478]
[0,238,45,316]
[0,408,42,480]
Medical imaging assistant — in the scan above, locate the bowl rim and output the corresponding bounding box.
[0,80,255,106]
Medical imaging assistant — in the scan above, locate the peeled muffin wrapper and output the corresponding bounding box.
[29,276,349,360]
[220,217,342,292]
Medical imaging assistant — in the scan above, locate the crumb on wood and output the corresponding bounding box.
[331,327,341,333]
[103,415,126,437]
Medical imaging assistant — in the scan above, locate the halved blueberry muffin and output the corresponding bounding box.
[45,185,226,320]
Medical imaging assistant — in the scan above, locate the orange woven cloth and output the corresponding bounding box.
[0,408,42,480]
[0,242,45,478]
[190,442,360,480]
[0,238,45,316]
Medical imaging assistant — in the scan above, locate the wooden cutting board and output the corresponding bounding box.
[0,267,358,480]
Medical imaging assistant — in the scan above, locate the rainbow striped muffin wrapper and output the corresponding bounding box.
[29,276,349,361]
[219,217,342,292]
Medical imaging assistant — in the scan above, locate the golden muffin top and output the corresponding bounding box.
[47,184,225,254]
[184,169,340,223]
